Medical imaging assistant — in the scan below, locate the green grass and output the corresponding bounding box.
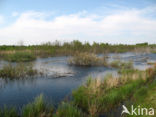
[22,94,53,117]
[72,66,156,116]
[54,102,84,117]
[0,94,53,117]
[100,79,144,111]
[72,85,89,111]
[0,107,18,117]
[4,51,36,62]
[0,63,38,78]
[126,80,156,117]
[0,65,156,117]
[72,78,144,116]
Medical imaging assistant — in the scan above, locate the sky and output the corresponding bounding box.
[0,0,156,45]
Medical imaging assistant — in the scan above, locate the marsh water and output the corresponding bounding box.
[0,52,156,109]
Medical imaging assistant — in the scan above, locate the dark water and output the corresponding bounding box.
[0,52,156,109]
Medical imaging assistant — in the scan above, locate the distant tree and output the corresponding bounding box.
[84,42,91,48]
[72,40,83,50]
[92,42,99,48]
[136,42,148,46]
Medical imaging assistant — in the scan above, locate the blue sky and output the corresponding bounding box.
[0,0,156,45]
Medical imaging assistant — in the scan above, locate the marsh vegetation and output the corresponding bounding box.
[0,41,156,62]
[0,64,155,117]
[72,66,156,117]
[68,52,107,66]
[68,52,133,70]
[4,51,36,62]
[110,60,133,69]
[0,94,53,117]
[0,63,38,78]
[0,42,156,117]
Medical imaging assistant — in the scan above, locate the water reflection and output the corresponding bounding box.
[0,52,155,108]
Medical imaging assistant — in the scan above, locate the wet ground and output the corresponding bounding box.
[0,52,156,109]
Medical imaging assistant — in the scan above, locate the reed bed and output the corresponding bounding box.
[0,63,38,78]
[72,65,156,116]
[68,52,107,66]
[0,64,156,117]
[0,41,156,61]
[68,52,134,70]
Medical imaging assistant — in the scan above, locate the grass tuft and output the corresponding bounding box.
[0,63,38,78]
[54,102,84,117]
[22,94,53,117]
[0,106,18,117]
[68,52,107,66]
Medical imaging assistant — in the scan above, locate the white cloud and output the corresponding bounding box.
[0,8,156,45]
